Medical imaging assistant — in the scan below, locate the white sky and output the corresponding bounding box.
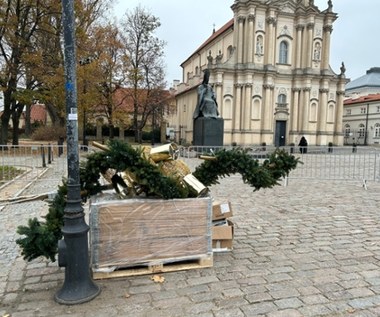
[112,0,379,87]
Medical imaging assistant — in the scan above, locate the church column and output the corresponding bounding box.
[244,84,252,130]
[247,14,255,63]
[215,82,223,117]
[295,24,304,69]
[291,88,301,132]
[335,90,345,135]
[234,83,243,130]
[263,84,274,131]
[266,17,276,66]
[306,23,314,68]
[318,88,329,133]
[322,25,333,70]
[302,87,311,132]
[237,16,245,64]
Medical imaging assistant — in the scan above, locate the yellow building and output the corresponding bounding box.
[174,0,347,146]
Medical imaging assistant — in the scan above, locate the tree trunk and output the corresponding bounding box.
[11,103,24,145]
[109,124,114,139]
[0,108,11,146]
[25,104,32,136]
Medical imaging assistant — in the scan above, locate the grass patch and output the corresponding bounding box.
[0,165,24,183]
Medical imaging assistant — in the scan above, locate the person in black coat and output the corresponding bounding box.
[298,136,308,154]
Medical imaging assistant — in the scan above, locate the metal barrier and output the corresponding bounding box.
[284,146,380,186]
[1,144,379,189]
[179,145,380,185]
[0,144,92,186]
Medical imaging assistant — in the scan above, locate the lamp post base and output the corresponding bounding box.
[55,282,100,305]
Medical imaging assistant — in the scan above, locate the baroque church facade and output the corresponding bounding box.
[173,0,347,146]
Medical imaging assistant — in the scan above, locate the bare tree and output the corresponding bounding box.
[121,5,167,142]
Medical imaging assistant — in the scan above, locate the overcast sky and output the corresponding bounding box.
[113,0,379,87]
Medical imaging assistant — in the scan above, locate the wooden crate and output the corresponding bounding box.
[90,195,212,276]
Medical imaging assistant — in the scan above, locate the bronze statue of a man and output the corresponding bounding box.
[193,69,219,119]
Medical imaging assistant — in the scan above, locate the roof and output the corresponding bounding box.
[30,104,47,123]
[344,93,380,105]
[346,67,380,91]
[180,18,234,67]
[108,87,174,113]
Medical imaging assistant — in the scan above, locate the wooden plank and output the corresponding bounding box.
[92,254,213,280]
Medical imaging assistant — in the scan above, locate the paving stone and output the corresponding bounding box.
[2,162,380,316]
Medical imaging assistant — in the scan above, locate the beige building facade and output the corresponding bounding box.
[173,0,347,146]
[343,68,380,145]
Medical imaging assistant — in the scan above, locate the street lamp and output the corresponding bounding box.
[55,0,100,305]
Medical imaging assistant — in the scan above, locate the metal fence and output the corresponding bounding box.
[0,144,92,190]
[1,144,379,191]
[179,145,380,185]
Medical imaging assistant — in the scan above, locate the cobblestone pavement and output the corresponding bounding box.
[1,158,380,316]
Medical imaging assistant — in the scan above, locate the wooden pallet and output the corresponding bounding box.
[92,254,213,280]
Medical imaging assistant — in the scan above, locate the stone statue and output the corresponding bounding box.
[193,69,219,119]
[340,62,346,75]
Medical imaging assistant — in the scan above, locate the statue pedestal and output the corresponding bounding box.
[193,117,224,146]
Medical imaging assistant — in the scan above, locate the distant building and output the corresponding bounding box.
[1,103,51,129]
[343,68,380,145]
[345,67,380,99]
[173,0,347,146]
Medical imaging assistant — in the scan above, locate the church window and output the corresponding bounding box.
[279,41,288,64]
[277,94,287,107]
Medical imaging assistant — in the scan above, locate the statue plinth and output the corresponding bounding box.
[193,117,224,146]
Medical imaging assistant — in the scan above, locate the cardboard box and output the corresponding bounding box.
[212,219,234,252]
[212,201,233,220]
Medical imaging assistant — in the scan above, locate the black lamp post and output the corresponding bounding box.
[55,0,100,305]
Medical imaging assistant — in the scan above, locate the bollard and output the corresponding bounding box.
[41,144,46,167]
[48,143,52,164]
[58,137,64,157]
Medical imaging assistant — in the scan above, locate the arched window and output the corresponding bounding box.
[374,123,380,138]
[344,124,351,137]
[327,104,334,123]
[227,45,234,58]
[277,94,287,107]
[223,97,232,119]
[195,66,199,75]
[358,124,365,138]
[251,99,261,120]
[279,41,288,64]
[309,102,317,122]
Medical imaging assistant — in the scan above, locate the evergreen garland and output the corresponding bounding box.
[16,140,300,262]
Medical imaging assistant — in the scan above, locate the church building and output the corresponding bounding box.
[173,0,347,146]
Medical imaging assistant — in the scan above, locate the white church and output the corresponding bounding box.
[172,0,348,146]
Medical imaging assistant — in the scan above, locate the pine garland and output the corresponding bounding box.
[16,140,300,262]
